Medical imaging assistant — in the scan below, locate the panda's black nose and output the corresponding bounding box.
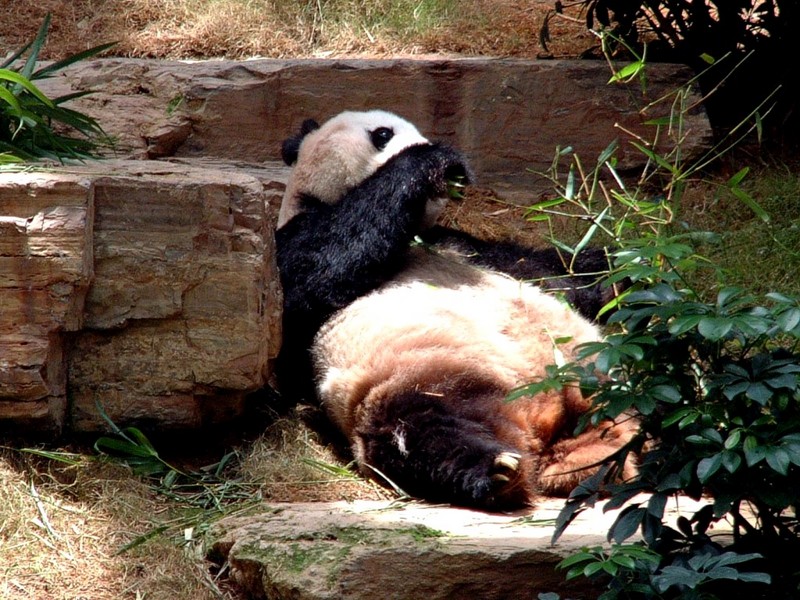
[370,127,395,151]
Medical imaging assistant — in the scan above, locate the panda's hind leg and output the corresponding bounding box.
[538,417,638,495]
[355,390,534,511]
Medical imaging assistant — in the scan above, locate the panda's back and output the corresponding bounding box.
[313,248,601,434]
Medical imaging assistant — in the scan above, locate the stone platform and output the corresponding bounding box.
[210,496,718,600]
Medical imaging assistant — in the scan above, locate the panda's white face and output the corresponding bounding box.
[277,110,431,228]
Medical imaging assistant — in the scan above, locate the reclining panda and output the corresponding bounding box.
[275,109,635,511]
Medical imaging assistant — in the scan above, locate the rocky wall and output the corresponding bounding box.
[39,58,712,198]
[0,160,283,433]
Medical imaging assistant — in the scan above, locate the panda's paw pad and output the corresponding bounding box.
[490,451,521,483]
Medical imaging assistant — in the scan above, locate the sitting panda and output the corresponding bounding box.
[275,109,636,510]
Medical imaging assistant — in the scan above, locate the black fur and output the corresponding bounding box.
[281,118,321,166]
[420,226,620,322]
[357,387,531,510]
[277,142,470,340]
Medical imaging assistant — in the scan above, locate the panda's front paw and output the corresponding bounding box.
[457,449,531,510]
[396,143,473,194]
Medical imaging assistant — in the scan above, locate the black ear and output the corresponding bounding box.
[281,118,321,166]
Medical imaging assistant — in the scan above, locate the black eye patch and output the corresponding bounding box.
[370,127,395,151]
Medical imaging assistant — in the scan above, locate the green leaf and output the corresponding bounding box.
[608,61,644,83]
[721,450,742,473]
[33,42,117,80]
[777,308,800,333]
[781,441,800,466]
[730,185,770,223]
[600,561,618,576]
[724,429,742,450]
[573,206,608,255]
[0,69,55,107]
[651,384,682,403]
[0,86,23,113]
[697,454,723,483]
[583,561,607,577]
[596,139,618,166]
[94,436,154,458]
[647,493,667,519]
[701,428,724,444]
[630,141,678,175]
[653,565,705,591]
[743,436,767,466]
[698,316,733,341]
[663,408,695,428]
[565,164,576,200]
[765,447,790,475]
[610,554,637,570]
[114,525,170,555]
[20,13,50,79]
[608,506,646,543]
[668,314,704,336]
[557,550,599,569]
[123,427,159,454]
[727,167,750,188]
[745,382,772,405]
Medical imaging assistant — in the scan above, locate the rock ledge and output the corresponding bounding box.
[210,496,716,600]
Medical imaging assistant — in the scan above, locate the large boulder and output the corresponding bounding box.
[0,159,284,433]
[0,174,93,431]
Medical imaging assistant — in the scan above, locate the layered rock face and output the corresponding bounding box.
[0,58,711,434]
[0,161,283,433]
[0,174,93,431]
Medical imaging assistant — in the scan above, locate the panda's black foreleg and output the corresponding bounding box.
[276,144,471,339]
[356,391,532,511]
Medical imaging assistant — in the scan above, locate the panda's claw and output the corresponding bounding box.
[494,452,521,473]
[491,473,511,483]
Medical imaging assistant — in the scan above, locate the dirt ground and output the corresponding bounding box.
[0,0,594,61]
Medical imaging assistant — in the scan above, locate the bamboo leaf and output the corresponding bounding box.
[0,70,54,107]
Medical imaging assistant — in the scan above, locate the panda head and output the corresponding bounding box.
[277,110,444,229]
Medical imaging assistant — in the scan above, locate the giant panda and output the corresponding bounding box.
[275,109,636,510]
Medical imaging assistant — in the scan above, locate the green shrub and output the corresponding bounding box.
[527,42,800,600]
[0,14,114,163]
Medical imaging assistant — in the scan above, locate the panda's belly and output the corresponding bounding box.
[312,249,601,435]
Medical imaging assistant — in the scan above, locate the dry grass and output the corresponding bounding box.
[1,0,592,60]
[239,414,391,503]
[0,450,230,599]
[0,415,387,600]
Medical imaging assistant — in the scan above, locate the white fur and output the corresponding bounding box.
[313,248,601,438]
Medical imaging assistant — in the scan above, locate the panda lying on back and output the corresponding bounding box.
[275,110,636,510]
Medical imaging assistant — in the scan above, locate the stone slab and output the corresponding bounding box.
[210,496,721,600]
